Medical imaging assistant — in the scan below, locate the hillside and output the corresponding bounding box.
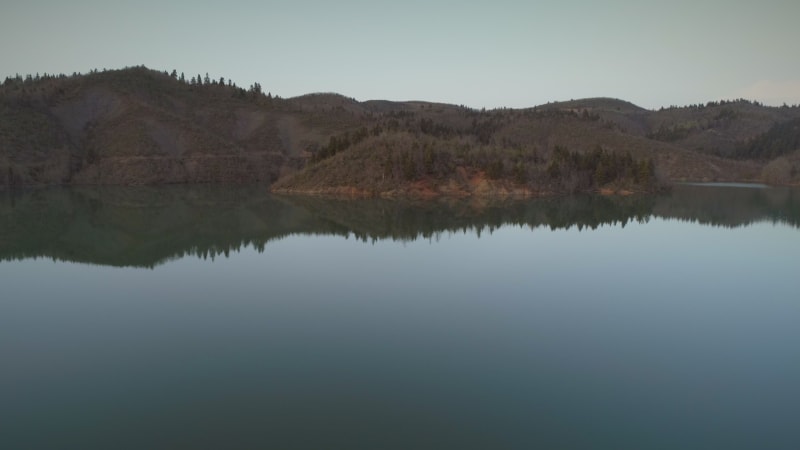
[2,66,800,193]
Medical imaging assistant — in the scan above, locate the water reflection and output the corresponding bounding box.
[2,184,799,450]
[1,184,799,267]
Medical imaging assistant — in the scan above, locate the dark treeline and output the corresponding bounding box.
[305,131,657,194]
[657,98,800,111]
[545,145,656,189]
[2,184,798,268]
[1,65,279,102]
[647,107,740,142]
[733,117,800,160]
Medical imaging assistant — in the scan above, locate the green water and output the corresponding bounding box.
[1,184,799,449]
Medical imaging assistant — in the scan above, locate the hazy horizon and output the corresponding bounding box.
[2,0,799,110]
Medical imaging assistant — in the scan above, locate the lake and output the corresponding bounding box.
[1,184,799,449]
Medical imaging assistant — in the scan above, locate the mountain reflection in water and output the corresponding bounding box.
[1,184,798,268]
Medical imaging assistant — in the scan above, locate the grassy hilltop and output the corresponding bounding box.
[2,66,800,195]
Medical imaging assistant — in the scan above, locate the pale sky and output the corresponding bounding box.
[2,0,799,109]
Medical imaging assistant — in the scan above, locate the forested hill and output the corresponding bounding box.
[2,66,800,194]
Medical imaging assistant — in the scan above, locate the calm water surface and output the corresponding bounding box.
[1,185,799,449]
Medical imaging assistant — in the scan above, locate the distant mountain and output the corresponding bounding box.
[2,66,800,193]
